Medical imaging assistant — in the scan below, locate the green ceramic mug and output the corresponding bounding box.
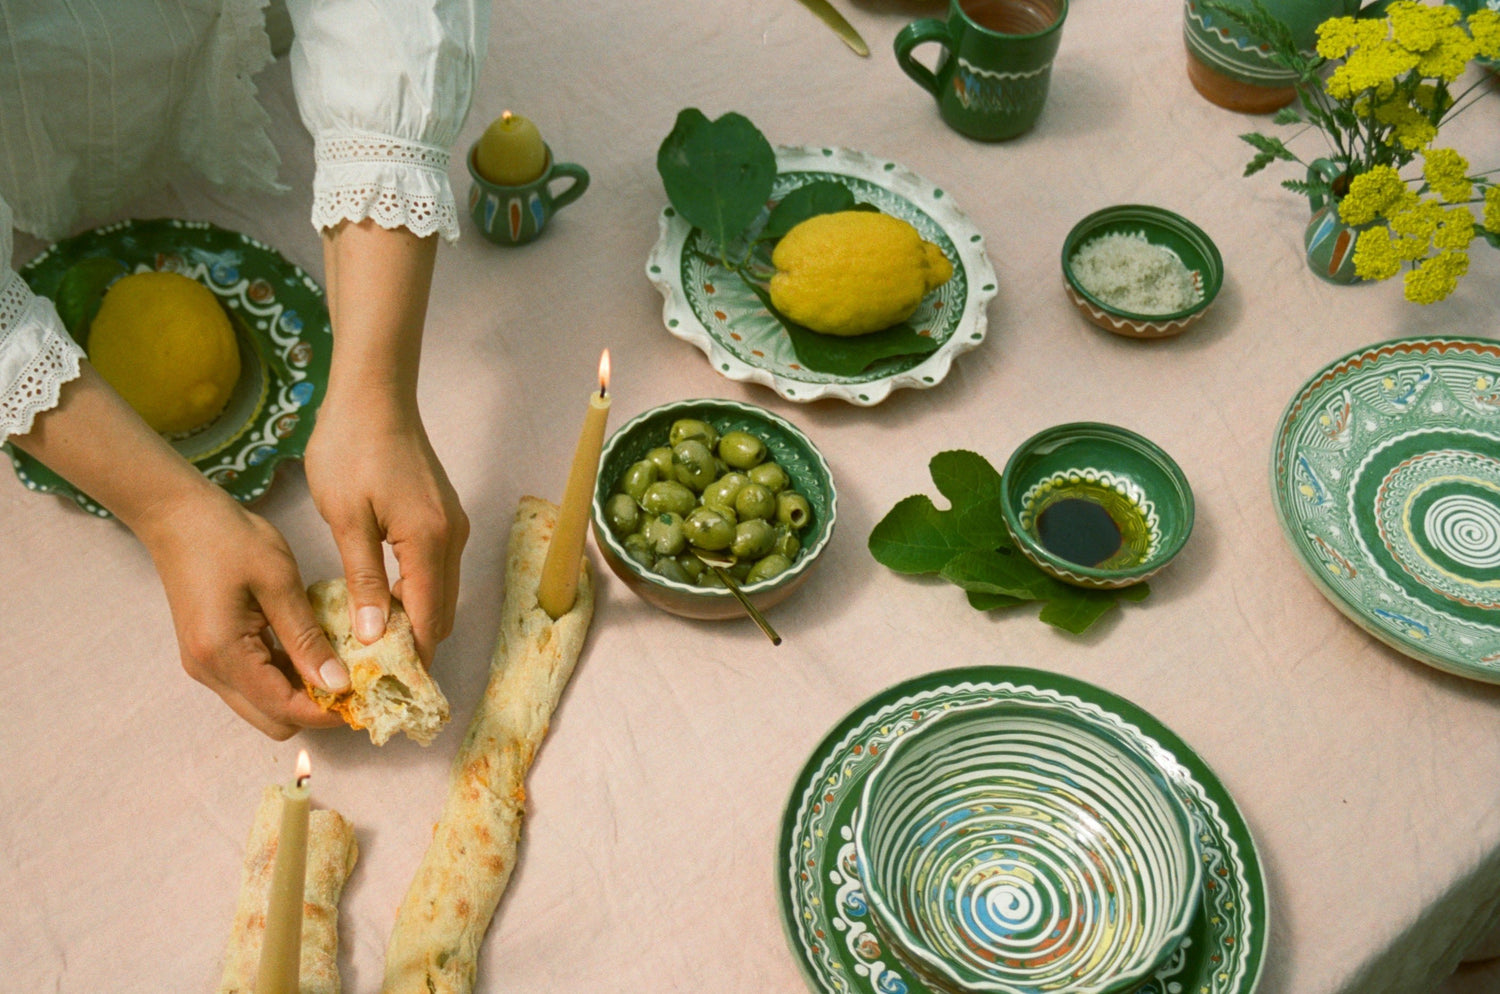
[894,0,1068,142]
[466,142,590,246]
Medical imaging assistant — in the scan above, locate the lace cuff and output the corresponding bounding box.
[0,271,85,442]
[311,131,461,242]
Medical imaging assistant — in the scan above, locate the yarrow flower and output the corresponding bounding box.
[1468,9,1500,58]
[1373,99,1437,150]
[1387,0,1458,53]
[1485,186,1500,234]
[1326,40,1420,99]
[1317,16,1388,60]
[1353,228,1403,280]
[1423,148,1472,203]
[1403,249,1469,304]
[1339,166,1415,225]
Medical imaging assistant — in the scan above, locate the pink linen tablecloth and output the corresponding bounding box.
[4,2,1500,992]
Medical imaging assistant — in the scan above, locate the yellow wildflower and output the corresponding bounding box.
[1432,205,1475,252]
[1353,227,1403,280]
[1484,186,1500,234]
[1375,100,1437,151]
[1416,29,1479,80]
[1424,148,1473,203]
[1327,41,1420,99]
[1340,166,1415,225]
[1469,9,1500,59]
[1402,249,1468,304]
[1317,16,1389,60]
[1412,83,1453,114]
[1388,0,1459,53]
[1390,198,1444,240]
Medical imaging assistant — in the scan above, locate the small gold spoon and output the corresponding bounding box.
[692,549,782,646]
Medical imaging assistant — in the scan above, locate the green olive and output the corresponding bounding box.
[605,493,640,536]
[729,559,754,582]
[748,461,790,495]
[682,506,735,551]
[746,552,793,584]
[774,525,801,560]
[702,472,749,509]
[640,480,696,516]
[697,568,726,588]
[643,512,686,556]
[718,430,768,470]
[733,482,776,521]
[701,502,738,526]
[675,553,705,582]
[646,446,676,480]
[777,490,812,531]
[620,460,658,502]
[669,418,719,450]
[731,518,776,560]
[652,555,692,584]
[672,439,717,492]
[622,532,654,570]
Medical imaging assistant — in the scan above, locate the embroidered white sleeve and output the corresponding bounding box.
[311,132,460,242]
[0,270,85,442]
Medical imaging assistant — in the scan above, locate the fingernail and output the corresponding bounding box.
[356,606,386,641]
[320,659,351,693]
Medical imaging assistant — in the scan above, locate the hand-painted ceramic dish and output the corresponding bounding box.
[591,397,836,621]
[1001,423,1195,589]
[646,145,996,406]
[855,702,1201,994]
[1272,337,1500,682]
[778,666,1267,994]
[1061,204,1223,339]
[7,218,330,517]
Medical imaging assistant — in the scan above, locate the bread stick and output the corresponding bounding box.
[381,497,596,994]
[218,787,358,994]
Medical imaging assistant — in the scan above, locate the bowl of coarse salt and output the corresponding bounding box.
[1061,204,1223,339]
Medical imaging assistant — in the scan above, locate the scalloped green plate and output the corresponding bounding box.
[646,145,997,407]
[6,218,331,518]
[778,667,1266,994]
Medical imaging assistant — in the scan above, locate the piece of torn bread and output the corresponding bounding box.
[305,578,451,746]
[218,787,358,994]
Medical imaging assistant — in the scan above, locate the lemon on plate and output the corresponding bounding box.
[87,271,241,435]
[768,210,953,337]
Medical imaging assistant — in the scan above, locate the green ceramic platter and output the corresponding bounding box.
[646,146,997,407]
[6,218,331,517]
[1273,337,1500,681]
[778,666,1266,994]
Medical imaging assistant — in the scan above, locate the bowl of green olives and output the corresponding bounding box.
[591,398,836,621]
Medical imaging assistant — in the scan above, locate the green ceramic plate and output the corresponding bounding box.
[6,218,331,517]
[646,146,997,406]
[1273,337,1500,681]
[778,666,1266,994]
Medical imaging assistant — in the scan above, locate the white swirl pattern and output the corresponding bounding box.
[855,707,1199,994]
[1425,494,1500,569]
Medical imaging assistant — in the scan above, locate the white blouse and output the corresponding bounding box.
[0,0,489,442]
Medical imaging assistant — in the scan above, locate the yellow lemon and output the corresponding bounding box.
[769,211,953,337]
[88,271,241,435]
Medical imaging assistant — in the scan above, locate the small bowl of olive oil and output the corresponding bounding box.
[1001,423,1194,589]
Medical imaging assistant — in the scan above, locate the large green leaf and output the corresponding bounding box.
[741,276,941,376]
[867,493,969,574]
[52,257,125,349]
[657,109,776,253]
[760,181,855,241]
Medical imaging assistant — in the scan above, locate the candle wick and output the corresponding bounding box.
[296,774,310,789]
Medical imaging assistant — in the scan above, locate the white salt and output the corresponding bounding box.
[1069,231,1201,315]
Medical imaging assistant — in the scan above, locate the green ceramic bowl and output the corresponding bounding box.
[855,701,1202,994]
[1061,204,1223,339]
[590,398,836,621]
[1001,422,1194,588]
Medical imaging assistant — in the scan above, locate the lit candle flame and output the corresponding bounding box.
[501,109,513,124]
[597,349,611,398]
[294,749,311,787]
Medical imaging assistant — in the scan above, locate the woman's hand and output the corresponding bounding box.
[134,486,352,739]
[304,394,468,664]
[311,218,468,663]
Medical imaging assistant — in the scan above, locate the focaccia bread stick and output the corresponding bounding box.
[306,578,451,746]
[381,496,596,994]
[218,787,359,994]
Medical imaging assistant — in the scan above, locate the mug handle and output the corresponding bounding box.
[547,162,591,211]
[1306,157,1346,212]
[893,19,953,100]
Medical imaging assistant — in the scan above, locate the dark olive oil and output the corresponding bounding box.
[1036,497,1122,567]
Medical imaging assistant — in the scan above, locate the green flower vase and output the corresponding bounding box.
[1303,158,1367,285]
